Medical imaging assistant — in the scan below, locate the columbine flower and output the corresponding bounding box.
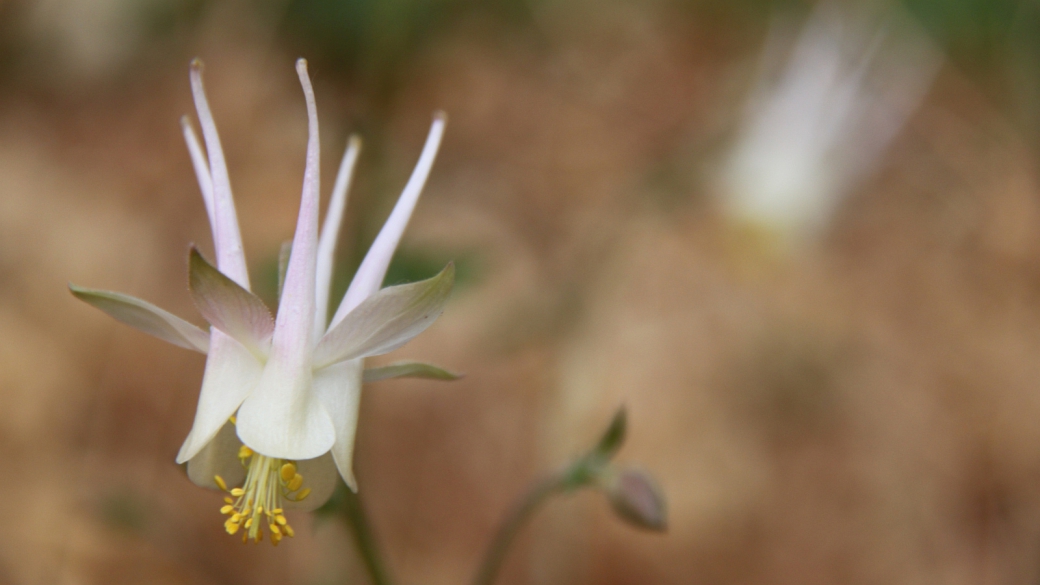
[71,58,455,544]
[720,3,940,242]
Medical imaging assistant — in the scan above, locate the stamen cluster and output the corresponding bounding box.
[214,443,311,545]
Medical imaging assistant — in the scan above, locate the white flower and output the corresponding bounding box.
[720,3,940,241]
[71,58,454,544]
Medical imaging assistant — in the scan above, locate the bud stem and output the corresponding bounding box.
[470,473,568,585]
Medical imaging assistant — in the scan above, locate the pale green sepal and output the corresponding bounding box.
[313,263,455,370]
[312,360,362,491]
[69,284,210,353]
[188,247,274,358]
[284,452,340,511]
[363,361,462,384]
[186,420,246,490]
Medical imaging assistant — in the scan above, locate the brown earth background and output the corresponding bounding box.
[2,0,1040,584]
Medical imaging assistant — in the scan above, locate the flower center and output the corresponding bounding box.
[214,446,312,545]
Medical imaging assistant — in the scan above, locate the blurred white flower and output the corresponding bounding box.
[71,59,454,544]
[720,3,941,242]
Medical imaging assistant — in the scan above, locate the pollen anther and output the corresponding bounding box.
[214,449,305,546]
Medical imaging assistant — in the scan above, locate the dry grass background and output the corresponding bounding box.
[2,1,1040,584]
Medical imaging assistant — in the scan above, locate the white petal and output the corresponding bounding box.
[285,452,340,511]
[69,284,209,353]
[235,60,335,460]
[312,360,363,491]
[235,360,334,459]
[313,263,454,370]
[190,59,250,289]
[315,135,361,339]
[180,116,215,231]
[329,113,446,328]
[362,361,462,383]
[188,247,273,358]
[176,331,263,463]
[186,420,247,490]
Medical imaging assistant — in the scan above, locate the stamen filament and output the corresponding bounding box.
[213,448,309,545]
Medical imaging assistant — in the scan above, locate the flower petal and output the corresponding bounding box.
[176,331,263,463]
[284,452,340,511]
[180,116,215,231]
[315,135,362,338]
[188,247,273,358]
[190,59,250,289]
[362,361,462,383]
[312,360,363,491]
[329,113,446,328]
[235,59,335,460]
[186,420,247,490]
[69,284,210,353]
[313,263,454,370]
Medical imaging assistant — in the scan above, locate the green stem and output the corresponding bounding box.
[470,474,568,585]
[340,487,394,585]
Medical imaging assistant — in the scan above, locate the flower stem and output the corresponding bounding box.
[469,472,571,585]
[340,487,394,585]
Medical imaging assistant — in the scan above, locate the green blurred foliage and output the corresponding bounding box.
[278,0,535,111]
[98,489,150,534]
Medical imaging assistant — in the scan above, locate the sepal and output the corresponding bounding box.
[314,263,455,369]
[362,361,462,383]
[188,247,274,358]
[69,284,210,353]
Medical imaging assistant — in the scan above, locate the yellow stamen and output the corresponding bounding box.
[287,474,303,492]
[214,475,228,491]
[214,453,311,546]
[229,415,237,424]
[280,463,297,482]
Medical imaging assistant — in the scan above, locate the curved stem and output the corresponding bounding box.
[341,487,394,585]
[470,474,567,585]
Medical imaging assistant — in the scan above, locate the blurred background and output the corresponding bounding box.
[3,0,1040,583]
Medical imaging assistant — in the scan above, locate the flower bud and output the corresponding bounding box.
[604,467,667,532]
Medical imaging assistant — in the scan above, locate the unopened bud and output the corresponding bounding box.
[604,467,667,532]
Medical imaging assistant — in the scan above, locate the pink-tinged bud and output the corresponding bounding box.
[605,467,667,532]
